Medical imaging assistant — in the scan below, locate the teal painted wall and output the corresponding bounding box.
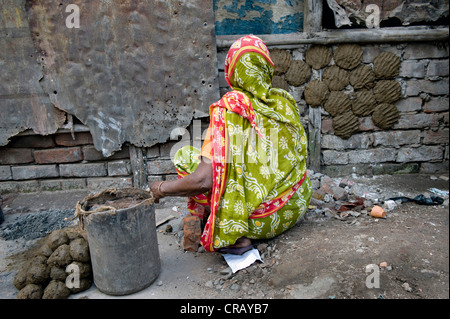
[213,0,304,35]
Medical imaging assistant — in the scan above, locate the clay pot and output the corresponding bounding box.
[370,205,386,218]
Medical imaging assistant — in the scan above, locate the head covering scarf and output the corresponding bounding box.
[175,35,312,252]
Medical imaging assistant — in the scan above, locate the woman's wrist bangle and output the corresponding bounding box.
[157,181,166,197]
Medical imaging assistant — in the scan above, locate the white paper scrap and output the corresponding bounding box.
[222,248,263,273]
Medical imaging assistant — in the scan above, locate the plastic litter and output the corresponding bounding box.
[387,195,444,206]
[428,188,449,197]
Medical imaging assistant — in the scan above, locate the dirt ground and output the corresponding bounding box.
[0,173,448,299]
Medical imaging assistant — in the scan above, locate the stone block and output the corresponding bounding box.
[322,134,372,150]
[0,181,18,194]
[16,180,40,193]
[0,148,34,165]
[34,147,82,164]
[348,148,396,164]
[394,113,440,129]
[405,79,449,96]
[60,163,107,177]
[395,97,422,113]
[420,162,449,174]
[107,160,131,176]
[0,166,12,181]
[372,130,421,147]
[146,146,160,159]
[87,177,133,190]
[397,146,443,162]
[424,97,449,113]
[40,179,86,191]
[403,43,449,60]
[322,150,348,165]
[12,165,59,180]
[372,163,420,175]
[427,60,449,78]
[147,159,176,175]
[423,129,449,145]
[55,132,93,147]
[399,60,426,78]
[321,118,334,134]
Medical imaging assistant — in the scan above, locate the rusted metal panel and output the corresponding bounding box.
[0,0,66,146]
[24,0,219,156]
[331,0,448,27]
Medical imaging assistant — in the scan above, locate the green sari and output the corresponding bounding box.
[174,35,312,252]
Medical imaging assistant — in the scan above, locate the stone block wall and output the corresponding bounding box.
[320,42,449,176]
[218,40,449,177]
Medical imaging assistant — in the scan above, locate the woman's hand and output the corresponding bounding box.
[148,157,213,203]
[150,181,165,203]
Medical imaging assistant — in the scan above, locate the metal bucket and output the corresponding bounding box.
[76,188,160,296]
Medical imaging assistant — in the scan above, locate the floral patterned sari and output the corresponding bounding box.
[174,35,312,252]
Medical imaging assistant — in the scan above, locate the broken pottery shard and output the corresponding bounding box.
[323,65,350,91]
[372,103,400,130]
[373,80,402,104]
[333,111,360,139]
[285,60,311,86]
[333,44,363,70]
[350,65,376,90]
[183,215,202,252]
[324,91,352,117]
[373,52,401,79]
[351,89,377,117]
[304,80,330,107]
[305,45,332,70]
[270,49,291,75]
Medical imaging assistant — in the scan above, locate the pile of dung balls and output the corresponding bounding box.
[13,227,92,299]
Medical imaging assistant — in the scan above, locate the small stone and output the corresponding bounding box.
[231,284,240,291]
[402,282,413,292]
[205,280,214,289]
[257,243,268,252]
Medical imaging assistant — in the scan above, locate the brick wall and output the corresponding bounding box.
[0,132,132,193]
[0,122,208,194]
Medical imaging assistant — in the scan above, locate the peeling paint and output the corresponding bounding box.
[213,0,304,35]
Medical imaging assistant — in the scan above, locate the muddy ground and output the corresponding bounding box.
[0,173,448,299]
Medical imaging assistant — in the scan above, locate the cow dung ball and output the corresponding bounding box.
[47,244,72,267]
[70,238,90,262]
[42,280,71,299]
[17,284,43,299]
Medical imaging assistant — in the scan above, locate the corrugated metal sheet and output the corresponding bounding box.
[1,0,219,156]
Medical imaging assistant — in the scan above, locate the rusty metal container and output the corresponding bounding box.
[76,188,160,296]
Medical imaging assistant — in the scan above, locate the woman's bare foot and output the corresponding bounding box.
[229,237,251,248]
[218,237,252,255]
